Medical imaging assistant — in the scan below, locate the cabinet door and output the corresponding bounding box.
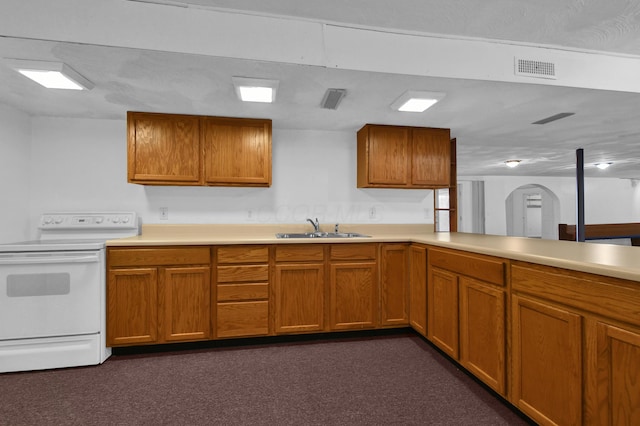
[588,322,640,425]
[380,244,409,327]
[160,266,211,342]
[428,267,459,358]
[512,294,582,426]
[411,127,450,186]
[459,277,505,395]
[127,112,201,184]
[360,125,410,186]
[409,245,427,336]
[107,268,158,346]
[202,117,272,186]
[274,263,324,334]
[330,262,377,330]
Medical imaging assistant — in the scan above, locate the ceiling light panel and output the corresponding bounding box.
[232,76,279,103]
[4,59,94,90]
[391,90,445,113]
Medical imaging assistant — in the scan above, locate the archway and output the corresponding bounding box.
[506,184,561,240]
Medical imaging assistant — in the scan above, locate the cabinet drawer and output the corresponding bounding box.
[217,246,268,264]
[217,265,269,282]
[512,262,640,326]
[429,248,505,286]
[330,244,377,261]
[216,301,269,338]
[217,283,269,301]
[108,247,210,267]
[275,245,325,262]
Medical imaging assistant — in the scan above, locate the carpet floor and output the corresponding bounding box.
[0,331,534,425]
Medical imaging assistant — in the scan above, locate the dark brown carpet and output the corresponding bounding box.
[0,331,533,425]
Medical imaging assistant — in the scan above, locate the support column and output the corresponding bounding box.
[576,148,585,242]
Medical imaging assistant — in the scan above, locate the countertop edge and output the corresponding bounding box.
[106,230,640,283]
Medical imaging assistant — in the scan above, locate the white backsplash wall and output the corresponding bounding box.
[0,104,31,243]
[27,116,435,236]
[22,114,640,240]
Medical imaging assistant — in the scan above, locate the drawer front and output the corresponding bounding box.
[216,301,269,338]
[108,247,210,267]
[275,245,325,262]
[512,262,640,326]
[217,265,269,283]
[217,246,268,264]
[217,283,269,301]
[429,248,505,286]
[330,243,377,261]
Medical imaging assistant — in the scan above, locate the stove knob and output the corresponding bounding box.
[54,217,63,224]
[112,217,120,224]
[95,217,104,224]
[43,217,53,224]
[121,216,130,223]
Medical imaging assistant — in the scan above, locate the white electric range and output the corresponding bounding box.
[0,212,139,373]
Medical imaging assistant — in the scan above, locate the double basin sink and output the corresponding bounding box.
[276,231,371,239]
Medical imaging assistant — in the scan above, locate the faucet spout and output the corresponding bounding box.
[306,217,320,232]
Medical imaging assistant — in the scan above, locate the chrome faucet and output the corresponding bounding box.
[307,217,320,232]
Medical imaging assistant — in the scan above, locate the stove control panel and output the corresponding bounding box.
[40,212,138,230]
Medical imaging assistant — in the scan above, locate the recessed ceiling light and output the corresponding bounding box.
[4,59,94,90]
[232,77,278,103]
[391,90,445,113]
[595,162,612,170]
[505,160,522,168]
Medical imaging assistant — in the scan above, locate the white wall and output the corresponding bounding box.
[16,115,640,239]
[27,116,435,237]
[0,104,31,243]
[471,176,640,236]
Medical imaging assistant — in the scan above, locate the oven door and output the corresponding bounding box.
[0,250,103,340]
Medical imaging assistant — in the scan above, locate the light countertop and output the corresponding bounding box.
[107,224,640,283]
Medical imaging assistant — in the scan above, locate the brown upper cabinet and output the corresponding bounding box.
[127,112,272,187]
[357,124,451,188]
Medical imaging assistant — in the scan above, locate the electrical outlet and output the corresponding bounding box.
[369,207,376,219]
[159,207,168,220]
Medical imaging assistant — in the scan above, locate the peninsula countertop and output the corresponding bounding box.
[106,224,640,283]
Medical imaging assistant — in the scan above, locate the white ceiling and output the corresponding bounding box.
[1,0,640,179]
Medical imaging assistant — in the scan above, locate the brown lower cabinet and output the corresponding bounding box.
[215,245,270,338]
[512,261,640,426]
[106,242,640,426]
[588,320,640,425]
[427,247,507,396]
[329,244,378,330]
[274,245,326,334]
[107,247,211,346]
[379,243,409,327]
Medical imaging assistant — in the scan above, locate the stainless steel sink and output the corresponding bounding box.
[275,232,371,239]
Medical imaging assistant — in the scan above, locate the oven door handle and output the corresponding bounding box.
[0,253,101,265]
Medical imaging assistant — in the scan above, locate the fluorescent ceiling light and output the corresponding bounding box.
[391,90,445,112]
[4,59,94,90]
[595,162,612,170]
[232,77,278,103]
[505,160,522,168]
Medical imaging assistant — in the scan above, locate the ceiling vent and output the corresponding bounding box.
[532,112,575,125]
[515,57,556,80]
[321,89,346,110]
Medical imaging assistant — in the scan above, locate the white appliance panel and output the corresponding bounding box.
[0,251,103,340]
